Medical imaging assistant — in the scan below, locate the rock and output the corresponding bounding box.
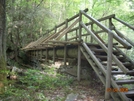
[65,93,78,101]
[10,75,17,80]
[12,66,22,73]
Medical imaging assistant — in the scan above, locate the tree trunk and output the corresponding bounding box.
[0,0,7,94]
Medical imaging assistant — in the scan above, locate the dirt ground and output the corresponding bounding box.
[43,62,105,101]
[43,80,105,101]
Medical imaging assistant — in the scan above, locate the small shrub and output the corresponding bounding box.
[0,67,73,101]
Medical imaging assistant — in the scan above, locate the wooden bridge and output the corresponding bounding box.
[22,9,134,101]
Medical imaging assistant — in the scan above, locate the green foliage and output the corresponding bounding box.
[6,0,134,49]
[0,67,73,101]
[19,68,72,89]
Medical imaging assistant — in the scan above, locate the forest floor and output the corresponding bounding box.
[0,62,105,101]
[43,80,105,101]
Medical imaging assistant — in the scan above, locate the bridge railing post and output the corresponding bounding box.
[52,26,57,64]
[105,18,113,100]
[64,19,68,66]
[45,49,48,63]
[91,24,94,43]
[77,10,82,81]
[53,47,56,64]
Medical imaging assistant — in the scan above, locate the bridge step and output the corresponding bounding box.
[116,79,134,84]
[125,90,134,97]
[102,62,132,67]
[112,71,134,75]
[91,48,118,54]
[95,55,124,61]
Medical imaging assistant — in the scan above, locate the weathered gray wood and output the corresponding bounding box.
[125,90,134,97]
[41,43,63,46]
[46,49,48,62]
[91,24,94,43]
[114,17,134,30]
[80,21,129,74]
[67,37,78,41]
[48,40,79,44]
[81,43,128,101]
[114,28,134,47]
[81,10,131,49]
[82,43,106,75]
[105,18,113,100]
[77,45,81,81]
[85,14,115,26]
[77,11,82,81]
[55,18,79,40]
[64,19,68,66]
[41,27,66,44]
[64,45,67,66]
[53,47,56,64]
[80,46,105,84]
[116,79,134,84]
[56,8,88,28]
[111,71,134,75]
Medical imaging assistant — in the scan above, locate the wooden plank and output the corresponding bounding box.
[105,21,113,99]
[48,40,79,44]
[112,71,134,75]
[80,21,129,74]
[77,47,81,81]
[53,47,56,64]
[56,8,88,28]
[22,42,34,49]
[125,90,134,97]
[33,34,50,47]
[114,28,134,47]
[55,18,79,40]
[80,45,105,84]
[46,49,48,62]
[41,27,66,44]
[116,79,134,84]
[81,10,132,49]
[114,17,134,30]
[67,37,78,41]
[64,45,67,66]
[114,45,134,68]
[41,43,63,46]
[85,14,115,26]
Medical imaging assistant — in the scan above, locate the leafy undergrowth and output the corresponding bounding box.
[0,66,104,101]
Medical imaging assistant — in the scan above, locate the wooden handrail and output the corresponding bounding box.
[85,14,115,26]
[80,21,129,73]
[49,8,88,30]
[114,28,134,46]
[114,17,134,30]
[81,10,132,49]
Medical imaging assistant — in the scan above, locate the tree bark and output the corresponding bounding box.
[0,0,7,94]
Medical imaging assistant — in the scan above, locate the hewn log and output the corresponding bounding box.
[81,10,131,49]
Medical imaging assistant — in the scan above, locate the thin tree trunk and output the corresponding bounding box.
[0,0,7,94]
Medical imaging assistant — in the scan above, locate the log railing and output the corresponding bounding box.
[79,10,132,101]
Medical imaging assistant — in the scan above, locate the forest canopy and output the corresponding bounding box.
[5,0,134,63]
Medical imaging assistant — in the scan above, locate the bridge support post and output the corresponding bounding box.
[53,47,56,64]
[105,18,113,100]
[77,11,82,81]
[77,45,81,81]
[45,49,48,63]
[91,24,94,43]
[64,45,67,66]
[64,19,68,66]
